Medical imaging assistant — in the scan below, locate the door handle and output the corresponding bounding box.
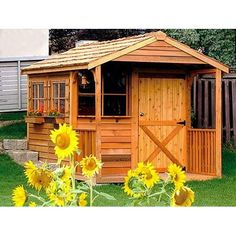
[140,112,144,117]
[176,120,186,126]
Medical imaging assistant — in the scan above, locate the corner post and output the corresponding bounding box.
[215,69,222,177]
[131,68,139,169]
[93,66,102,182]
[69,71,78,128]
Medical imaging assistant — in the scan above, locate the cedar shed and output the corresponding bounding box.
[22,31,229,183]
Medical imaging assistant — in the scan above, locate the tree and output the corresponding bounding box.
[49,29,235,67]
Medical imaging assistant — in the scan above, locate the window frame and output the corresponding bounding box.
[51,80,66,114]
[31,82,45,113]
[101,69,130,117]
[77,71,96,117]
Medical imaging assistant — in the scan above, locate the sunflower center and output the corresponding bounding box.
[174,188,188,205]
[174,174,179,182]
[86,159,97,171]
[55,133,70,149]
[144,169,152,180]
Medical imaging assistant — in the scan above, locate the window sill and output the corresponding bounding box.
[101,116,131,119]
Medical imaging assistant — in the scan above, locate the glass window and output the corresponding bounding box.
[78,70,95,116]
[32,83,44,113]
[52,82,66,113]
[102,64,129,116]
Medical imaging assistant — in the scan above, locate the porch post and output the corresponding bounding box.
[69,71,78,128]
[94,66,102,172]
[215,69,222,177]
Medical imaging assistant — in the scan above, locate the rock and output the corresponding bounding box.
[6,150,38,165]
[16,139,27,150]
[3,139,27,150]
[3,139,17,150]
[0,141,4,154]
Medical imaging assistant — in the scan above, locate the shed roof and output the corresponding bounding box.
[22,31,229,74]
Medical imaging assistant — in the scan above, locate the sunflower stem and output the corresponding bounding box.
[70,155,76,191]
[28,193,46,203]
[89,178,93,207]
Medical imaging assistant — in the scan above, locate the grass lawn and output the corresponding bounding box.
[0,122,26,140]
[0,112,26,121]
[1,148,236,206]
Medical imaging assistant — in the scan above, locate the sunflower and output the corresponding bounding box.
[80,154,102,178]
[124,170,143,198]
[78,193,87,207]
[136,162,160,188]
[50,123,78,162]
[29,202,37,207]
[171,186,195,207]
[54,166,72,182]
[12,186,27,207]
[46,180,74,206]
[24,161,37,180]
[167,163,186,190]
[28,169,52,191]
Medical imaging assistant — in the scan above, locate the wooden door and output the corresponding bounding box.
[138,76,186,171]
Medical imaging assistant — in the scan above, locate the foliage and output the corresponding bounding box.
[123,162,194,206]
[49,29,235,66]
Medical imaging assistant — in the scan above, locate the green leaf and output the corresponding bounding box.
[97,192,116,201]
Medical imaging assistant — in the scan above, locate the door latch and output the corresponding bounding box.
[176,120,186,126]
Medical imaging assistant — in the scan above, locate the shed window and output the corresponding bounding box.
[52,82,66,113]
[102,64,129,116]
[32,83,44,113]
[78,71,95,116]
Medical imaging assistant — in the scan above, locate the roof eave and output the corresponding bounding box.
[21,64,88,75]
[164,36,229,73]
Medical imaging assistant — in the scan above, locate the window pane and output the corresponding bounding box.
[33,99,37,110]
[53,83,58,98]
[103,95,126,116]
[53,99,58,111]
[60,83,65,97]
[78,96,95,115]
[39,84,44,98]
[59,99,65,113]
[78,71,95,93]
[33,84,38,98]
[103,66,127,94]
[39,100,44,112]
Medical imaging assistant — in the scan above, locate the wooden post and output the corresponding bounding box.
[131,69,139,169]
[69,72,78,128]
[185,73,194,170]
[215,69,222,177]
[94,66,102,182]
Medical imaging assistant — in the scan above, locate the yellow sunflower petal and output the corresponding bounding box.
[80,154,102,178]
[12,186,27,207]
[78,193,87,206]
[50,123,79,162]
[29,201,37,207]
[171,186,195,207]
[135,162,160,188]
[168,163,186,190]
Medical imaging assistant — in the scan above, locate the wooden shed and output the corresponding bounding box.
[22,31,229,183]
